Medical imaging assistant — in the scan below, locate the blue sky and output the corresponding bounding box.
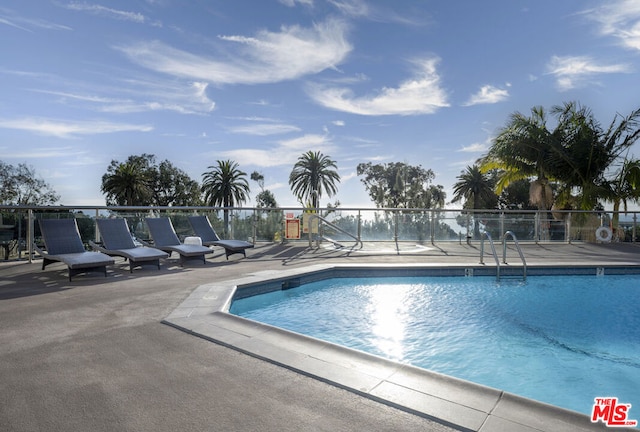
[2,0,640,207]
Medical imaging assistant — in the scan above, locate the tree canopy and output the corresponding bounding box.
[0,161,59,205]
[451,165,497,210]
[357,162,445,209]
[480,102,640,211]
[201,160,250,235]
[101,154,201,206]
[289,151,340,208]
[251,171,277,208]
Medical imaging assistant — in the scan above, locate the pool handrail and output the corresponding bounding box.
[479,230,500,280]
[307,213,363,249]
[503,230,527,280]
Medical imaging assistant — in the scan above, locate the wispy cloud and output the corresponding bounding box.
[279,0,313,6]
[2,146,84,159]
[32,80,215,115]
[448,157,479,169]
[116,18,351,84]
[458,142,489,153]
[0,8,72,32]
[102,80,215,114]
[462,84,509,106]
[328,0,370,18]
[218,134,334,167]
[546,55,631,91]
[307,56,449,115]
[62,2,159,25]
[583,0,640,51]
[0,117,153,138]
[328,0,429,26]
[227,123,301,136]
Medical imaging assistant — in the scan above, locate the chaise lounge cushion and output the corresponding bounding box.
[144,217,213,265]
[92,218,169,272]
[36,218,114,281]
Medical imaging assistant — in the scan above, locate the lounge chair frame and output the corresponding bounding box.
[91,218,169,273]
[143,217,213,265]
[188,215,254,259]
[35,218,114,281]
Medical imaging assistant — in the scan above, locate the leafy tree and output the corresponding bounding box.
[423,184,446,209]
[250,171,265,191]
[497,179,537,210]
[101,154,201,206]
[153,160,202,206]
[356,162,443,208]
[0,161,60,205]
[255,190,277,208]
[251,171,277,208]
[201,160,250,235]
[289,151,340,208]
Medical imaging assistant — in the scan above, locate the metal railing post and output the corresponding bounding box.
[28,209,33,263]
[430,210,436,244]
[95,208,100,242]
[393,210,398,242]
[252,209,257,244]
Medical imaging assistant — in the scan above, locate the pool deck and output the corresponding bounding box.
[1,241,639,432]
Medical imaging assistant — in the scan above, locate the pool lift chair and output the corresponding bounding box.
[142,217,214,265]
[90,218,169,272]
[34,218,115,281]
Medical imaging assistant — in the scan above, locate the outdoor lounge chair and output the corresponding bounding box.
[188,215,254,259]
[34,218,115,281]
[90,218,169,273]
[142,217,213,265]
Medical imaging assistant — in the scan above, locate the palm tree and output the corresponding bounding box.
[604,158,640,237]
[483,102,640,212]
[451,165,497,237]
[451,165,497,210]
[289,151,340,208]
[201,160,250,235]
[101,160,152,206]
[545,102,633,210]
[480,106,556,211]
[583,105,640,210]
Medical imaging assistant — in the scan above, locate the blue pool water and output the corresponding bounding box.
[230,275,640,415]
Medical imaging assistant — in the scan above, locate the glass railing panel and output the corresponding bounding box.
[3,206,639,256]
[501,212,537,242]
[0,208,29,259]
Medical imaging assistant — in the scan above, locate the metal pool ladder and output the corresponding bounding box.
[502,230,527,280]
[479,231,501,280]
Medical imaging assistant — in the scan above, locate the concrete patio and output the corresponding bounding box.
[1,241,638,431]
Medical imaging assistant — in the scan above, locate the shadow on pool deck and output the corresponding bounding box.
[0,242,638,431]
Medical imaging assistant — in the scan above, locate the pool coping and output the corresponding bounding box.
[163,263,639,432]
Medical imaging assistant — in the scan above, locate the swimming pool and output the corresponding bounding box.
[230,273,640,415]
